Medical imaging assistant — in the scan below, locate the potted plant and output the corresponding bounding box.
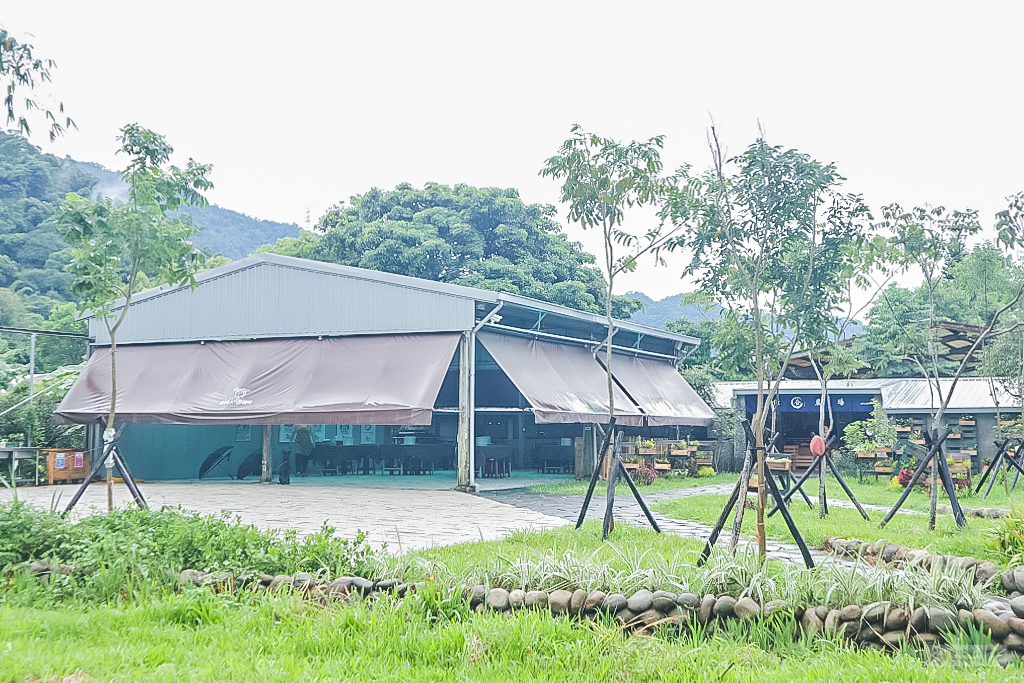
[960,443,977,456]
[686,438,699,453]
[909,430,925,445]
[636,437,658,455]
[895,420,912,434]
[874,459,893,474]
[959,414,975,426]
[947,426,962,439]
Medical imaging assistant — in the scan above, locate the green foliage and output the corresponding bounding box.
[263,182,643,316]
[0,28,74,141]
[984,506,1024,565]
[0,501,376,581]
[842,399,897,451]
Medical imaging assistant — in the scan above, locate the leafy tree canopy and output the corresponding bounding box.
[262,182,643,318]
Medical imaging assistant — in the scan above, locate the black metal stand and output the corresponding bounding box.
[698,421,814,568]
[974,438,1024,498]
[767,435,870,521]
[61,424,148,516]
[879,428,965,529]
[574,418,660,540]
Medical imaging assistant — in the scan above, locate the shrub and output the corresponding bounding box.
[0,500,69,566]
[635,463,656,486]
[897,469,914,488]
[697,466,715,478]
[985,506,1024,564]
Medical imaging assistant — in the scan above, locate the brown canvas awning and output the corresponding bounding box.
[607,355,716,427]
[478,331,643,425]
[56,333,460,426]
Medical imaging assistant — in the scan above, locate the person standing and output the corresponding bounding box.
[292,424,315,476]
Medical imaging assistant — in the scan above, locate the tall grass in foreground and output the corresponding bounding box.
[1,593,1019,683]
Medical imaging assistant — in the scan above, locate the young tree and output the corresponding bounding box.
[876,198,1024,529]
[57,125,212,431]
[664,128,871,556]
[540,125,678,424]
[1,27,74,140]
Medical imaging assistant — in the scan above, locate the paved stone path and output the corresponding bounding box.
[2,479,569,552]
[480,482,859,568]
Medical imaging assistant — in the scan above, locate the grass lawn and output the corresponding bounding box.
[827,474,1024,513]
[652,493,1009,564]
[530,472,735,495]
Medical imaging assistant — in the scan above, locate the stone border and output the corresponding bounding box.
[821,536,1002,585]
[18,563,1024,664]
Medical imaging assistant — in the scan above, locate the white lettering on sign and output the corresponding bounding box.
[219,387,253,406]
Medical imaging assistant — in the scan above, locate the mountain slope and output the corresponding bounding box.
[627,292,722,329]
[72,161,299,259]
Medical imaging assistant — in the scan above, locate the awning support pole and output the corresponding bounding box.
[457,332,473,491]
[261,425,272,484]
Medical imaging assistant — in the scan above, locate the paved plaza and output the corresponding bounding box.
[3,475,570,552]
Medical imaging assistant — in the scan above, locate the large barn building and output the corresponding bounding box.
[57,254,715,490]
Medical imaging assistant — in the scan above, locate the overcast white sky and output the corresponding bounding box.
[5,1,1023,300]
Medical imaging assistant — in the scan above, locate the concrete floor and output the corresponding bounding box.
[3,475,570,552]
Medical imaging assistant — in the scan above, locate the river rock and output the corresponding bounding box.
[1004,633,1024,652]
[873,539,888,555]
[615,608,637,626]
[824,609,841,633]
[376,579,399,592]
[713,595,737,618]
[627,590,654,613]
[258,574,274,586]
[570,589,587,616]
[1007,616,1024,637]
[178,569,202,586]
[1011,596,1024,619]
[293,572,314,589]
[879,630,906,648]
[327,577,352,595]
[1003,569,1017,593]
[909,606,928,634]
[884,607,908,631]
[839,604,862,622]
[652,591,677,612]
[763,600,787,617]
[734,597,760,620]
[973,609,1010,640]
[676,593,701,609]
[913,632,940,646]
[509,589,526,610]
[637,608,666,627]
[699,594,716,623]
[958,609,976,629]
[525,590,548,609]
[268,574,291,590]
[486,588,510,612]
[603,593,627,614]
[814,605,829,621]
[351,577,374,596]
[1014,567,1024,593]
[468,584,487,607]
[549,589,573,615]
[801,608,823,635]
[881,543,901,564]
[929,607,957,633]
[584,590,606,613]
[975,562,999,585]
[862,602,886,624]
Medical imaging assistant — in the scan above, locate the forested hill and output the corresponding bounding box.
[72,160,300,259]
[627,292,722,329]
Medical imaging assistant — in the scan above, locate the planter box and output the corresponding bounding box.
[686,446,699,453]
[637,448,658,455]
[960,449,977,456]
[895,426,911,433]
[959,420,975,426]
[669,448,688,456]
[622,462,640,471]
[653,463,671,472]
[767,461,790,471]
[695,458,713,467]
[911,439,926,445]
[874,465,893,473]
[947,433,961,439]
[857,451,875,459]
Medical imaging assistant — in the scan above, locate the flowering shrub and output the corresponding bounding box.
[897,469,915,488]
[635,463,657,486]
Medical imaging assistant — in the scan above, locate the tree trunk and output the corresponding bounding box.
[107,330,117,429]
[929,432,939,531]
[603,224,616,534]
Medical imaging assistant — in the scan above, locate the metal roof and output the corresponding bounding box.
[715,377,1018,413]
[85,254,699,354]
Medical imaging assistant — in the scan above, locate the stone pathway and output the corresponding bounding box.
[480,482,859,569]
[2,479,569,552]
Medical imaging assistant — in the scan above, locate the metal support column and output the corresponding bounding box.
[261,425,272,483]
[457,332,473,491]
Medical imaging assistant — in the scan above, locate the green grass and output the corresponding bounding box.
[2,595,1019,682]
[652,492,1008,564]
[530,472,735,495]
[829,473,1024,513]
